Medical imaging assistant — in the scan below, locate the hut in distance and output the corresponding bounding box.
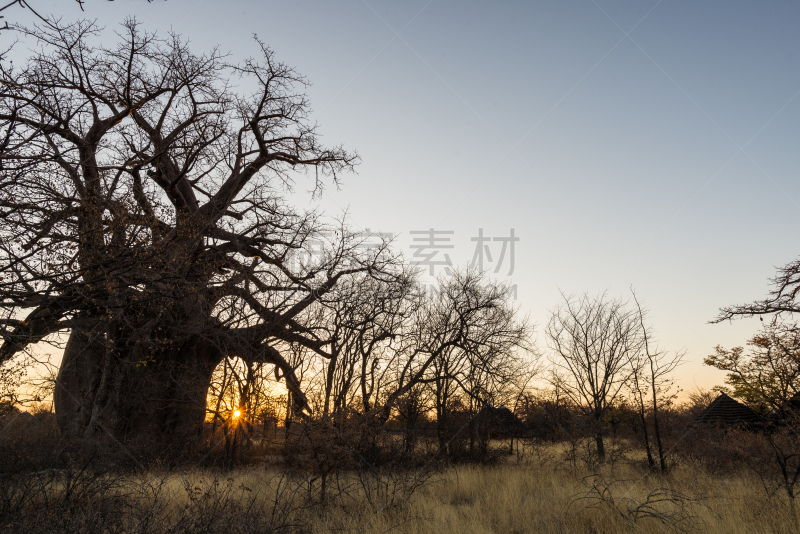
[695,392,761,428]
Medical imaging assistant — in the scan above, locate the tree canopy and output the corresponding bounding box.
[705,320,800,411]
[0,18,400,448]
[0,20,532,456]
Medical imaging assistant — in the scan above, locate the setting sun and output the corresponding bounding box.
[233,410,241,418]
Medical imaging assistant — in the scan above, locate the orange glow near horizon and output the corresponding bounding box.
[204,356,291,422]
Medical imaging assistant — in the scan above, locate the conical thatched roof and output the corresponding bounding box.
[492,406,518,427]
[695,392,761,427]
[484,404,524,435]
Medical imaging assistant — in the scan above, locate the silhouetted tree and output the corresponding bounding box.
[714,259,800,321]
[0,19,400,455]
[712,262,800,521]
[706,320,800,411]
[0,1,160,31]
[379,270,532,430]
[546,292,643,460]
[312,269,416,424]
[629,291,684,472]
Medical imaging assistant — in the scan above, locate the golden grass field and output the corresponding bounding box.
[85,440,793,534]
[3,428,797,533]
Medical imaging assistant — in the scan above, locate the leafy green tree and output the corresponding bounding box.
[713,285,800,518]
[705,319,800,413]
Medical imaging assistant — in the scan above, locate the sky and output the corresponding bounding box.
[7,0,800,396]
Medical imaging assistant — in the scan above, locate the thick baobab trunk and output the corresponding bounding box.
[54,328,105,439]
[54,327,225,456]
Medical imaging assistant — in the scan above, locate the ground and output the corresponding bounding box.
[1,439,797,533]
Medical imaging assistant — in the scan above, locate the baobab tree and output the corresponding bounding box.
[0,19,400,454]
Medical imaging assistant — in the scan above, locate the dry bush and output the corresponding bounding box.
[570,474,703,533]
[0,436,798,533]
[305,456,798,534]
[280,415,440,510]
[0,467,310,534]
[1,397,798,533]
[0,406,61,472]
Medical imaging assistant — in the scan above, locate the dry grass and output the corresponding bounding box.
[1,440,798,533]
[301,444,798,533]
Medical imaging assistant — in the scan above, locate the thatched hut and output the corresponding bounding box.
[469,404,525,456]
[695,392,761,428]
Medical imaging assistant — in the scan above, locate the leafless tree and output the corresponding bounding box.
[285,269,532,458]
[629,291,684,472]
[312,266,416,425]
[0,19,402,455]
[546,292,643,460]
[380,270,533,453]
[0,1,161,31]
[0,352,24,415]
[429,344,468,453]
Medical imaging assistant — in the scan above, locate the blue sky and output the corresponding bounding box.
[9,0,800,394]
